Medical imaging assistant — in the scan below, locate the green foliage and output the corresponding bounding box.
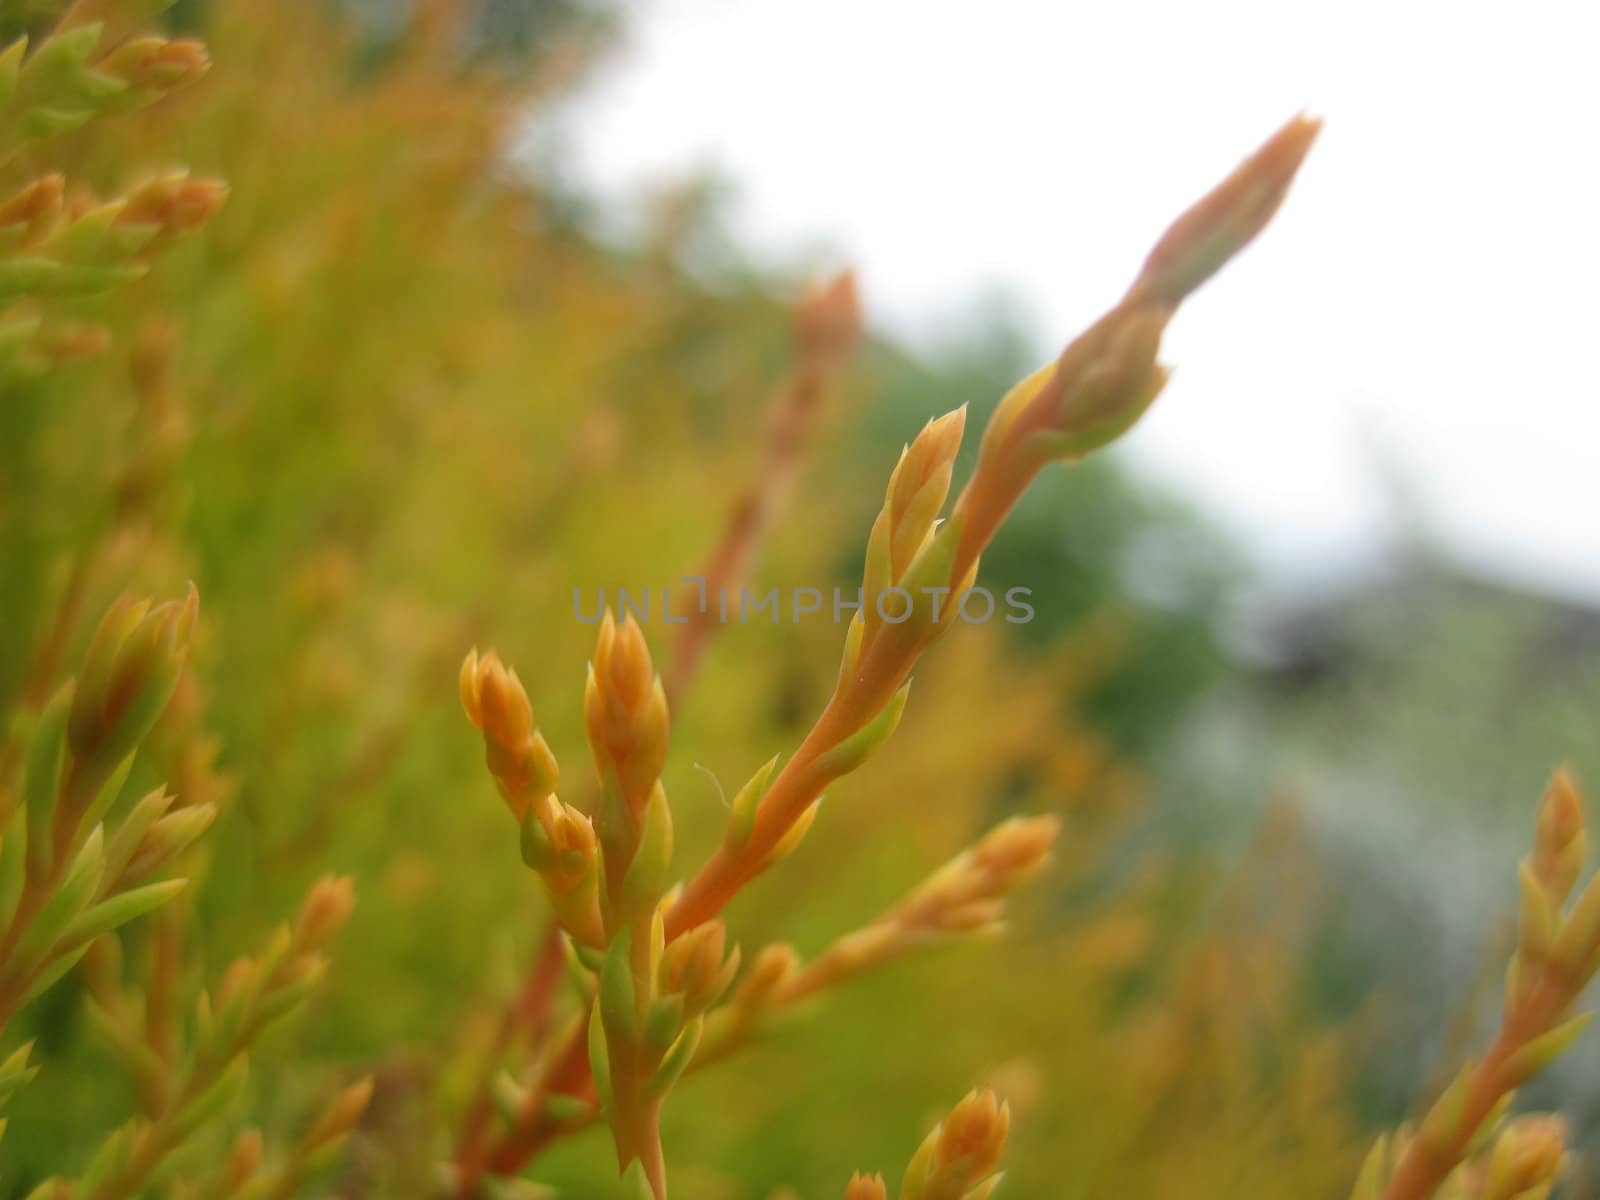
[0,2,1425,1198]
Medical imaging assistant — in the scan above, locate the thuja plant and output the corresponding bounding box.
[457,114,1323,1198]
[1349,768,1600,1200]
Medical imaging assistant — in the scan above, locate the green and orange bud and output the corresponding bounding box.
[659,920,739,1019]
[461,648,559,820]
[116,798,215,886]
[97,37,210,96]
[521,799,598,889]
[67,585,196,774]
[891,815,1060,939]
[729,941,800,1016]
[584,612,669,809]
[1532,767,1585,906]
[970,816,1061,894]
[0,174,64,247]
[1480,1115,1566,1200]
[936,1088,1010,1177]
[864,407,967,602]
[903,1089,1010,1200]
[114,173,228,237]
[303,1076,374,1152]
[844,1172,888,1200]
[1040,306,1172,462]
[796,269,863,357]
[520,798,606,948]
[220,1128,264,1192]
[291,875,355,956]
[1129,113,1321,308]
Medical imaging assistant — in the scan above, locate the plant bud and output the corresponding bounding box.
[1130,113,1321,307]
[0,175,64,245]
[584,612,669,807]
[1042,308,1171,461]
[866,408,966,598]
[972,816,1060,891]
[98,38,210,94]
[1532,767,1585,905]
[67,586,197,771]
[292,875,355,955]
[461,649,559,819]
[222,1129,264,1190]
[1482,1115,1566,1200]
[731,942,800,1014]
[120,800,215,885]
[305,1076,374,1150]
[115,174,228,235]
[795,269,862,356]
[549,803,600,886]
[844,1172,888,1200]
[932,1090,1009,1188]
[660,920,739,1017]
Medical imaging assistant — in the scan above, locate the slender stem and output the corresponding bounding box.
[1380,980,1569,1200]
[666,409,1050,940]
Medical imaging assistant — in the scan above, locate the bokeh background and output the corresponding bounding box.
[3,0,1597,1195]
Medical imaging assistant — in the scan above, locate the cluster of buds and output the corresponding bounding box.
[460,650,559,821]
[205,875,356,1062]
[1358,1115,1568,1200]
[1438,1115,1566,1200]
[795,815,1060,1001]
[583,616,687,1199]
[0,169,226,301]
[692,819,1059,1077]
[1,16,209,147]
[1,169,225,373]
[33,877,358,1200]
[0,590,206,1034]
[887,1089,1010,1200]
[1,7,223,372]
[887,816,1061,939]
[461,651,605,946]
[464,615,687,1198]
[584,612,670,822]
[1353,770,1600,1200]
[657,920,740,1024]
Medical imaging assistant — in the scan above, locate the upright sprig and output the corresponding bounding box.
[1352,769,1598,1200]
[0,588,208,1034]
[464,615,733,1198]
[666,114,1321,940]
[669,269,863,699]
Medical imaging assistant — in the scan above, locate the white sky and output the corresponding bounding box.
[555,0,1600,599]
